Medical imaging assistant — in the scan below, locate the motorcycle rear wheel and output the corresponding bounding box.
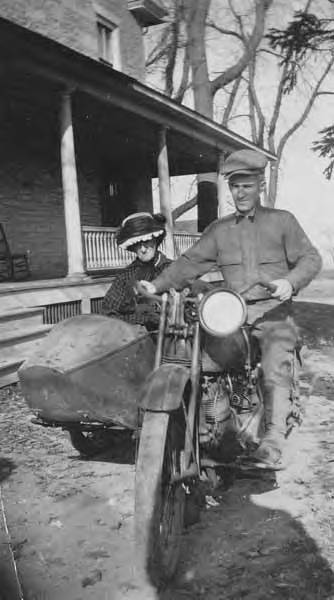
[135,408,186,586]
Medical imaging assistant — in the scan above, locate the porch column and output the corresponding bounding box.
[157,127,175,259]
[217,152,225,218]
[60,90,85,278]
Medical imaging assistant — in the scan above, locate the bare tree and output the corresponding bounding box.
[146,1,334,220]
[146,0,273,229]
[233,7,334,205]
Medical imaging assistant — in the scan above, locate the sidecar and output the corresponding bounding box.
[18,314,155,455]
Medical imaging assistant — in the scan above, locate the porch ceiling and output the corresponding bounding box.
[74,93,220,177]
[0,16,276,176]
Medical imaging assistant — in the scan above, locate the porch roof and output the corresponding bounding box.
[0,16,276,176]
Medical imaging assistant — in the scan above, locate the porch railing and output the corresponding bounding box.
[82,226,200,272]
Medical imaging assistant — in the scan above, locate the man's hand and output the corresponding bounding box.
[270,279,293,302]
[136,280,157,295]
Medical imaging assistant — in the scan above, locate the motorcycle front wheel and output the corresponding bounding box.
[135,408,186,586]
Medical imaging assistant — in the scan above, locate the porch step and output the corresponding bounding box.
[0,324,52,388]
[0,324,51,349]
[0,357,24,387]
[0,306,44,334]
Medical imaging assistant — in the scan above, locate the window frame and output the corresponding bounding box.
[96,13,121,70]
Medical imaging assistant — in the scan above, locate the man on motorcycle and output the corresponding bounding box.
[139,149,322,470]
[102,212,171,330]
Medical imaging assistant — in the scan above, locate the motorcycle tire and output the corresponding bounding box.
[68,429,113,457]
[135,408,186,587]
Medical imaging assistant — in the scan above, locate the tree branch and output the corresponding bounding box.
[173,45,191,103]
[247,58,266,145]
[172,194,198,221]
[276,56,334,158]
[145,25,171,68]
[222,75,242,126]
[267,60,289,151]
[210,0,273,96]
[206,21,242,41]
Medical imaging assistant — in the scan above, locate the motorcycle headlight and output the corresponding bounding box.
[198,288,247,337]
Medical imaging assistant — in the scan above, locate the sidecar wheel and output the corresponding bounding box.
[135,409,186,586]
[68,429,112,457]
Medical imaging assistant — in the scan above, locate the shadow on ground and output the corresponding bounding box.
[70,433,136,465]
[0,457,16,483]
[158,474,334,600]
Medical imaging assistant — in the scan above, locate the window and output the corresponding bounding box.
[97,20,116,65]
[101,181,123,226]
[96,8,121,69]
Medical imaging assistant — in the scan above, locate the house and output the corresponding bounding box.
[0,1,275,385]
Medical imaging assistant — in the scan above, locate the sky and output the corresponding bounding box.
[148,0,334,265]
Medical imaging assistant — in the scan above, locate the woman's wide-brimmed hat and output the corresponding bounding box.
[117,212,166,251]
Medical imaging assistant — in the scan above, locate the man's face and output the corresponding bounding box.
[229,174,261,214]
[133,238,157,263]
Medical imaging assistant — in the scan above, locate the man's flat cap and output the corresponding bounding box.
[222,149,268,179]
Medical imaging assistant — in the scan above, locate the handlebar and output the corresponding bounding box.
[238,279,277,296]
[135,278,278,302]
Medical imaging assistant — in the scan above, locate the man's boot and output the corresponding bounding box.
[248,386,290,470]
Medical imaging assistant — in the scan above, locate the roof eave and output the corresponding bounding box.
[0,16,276,161]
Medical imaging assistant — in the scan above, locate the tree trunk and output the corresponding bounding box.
[183,0,217,231]
[184,0,212,118]
[266,160,280,207]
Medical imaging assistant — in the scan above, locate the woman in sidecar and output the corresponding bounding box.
[102,212,171,330]
[18,212,172,458]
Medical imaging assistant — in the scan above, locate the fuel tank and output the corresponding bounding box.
[202,329,248,371]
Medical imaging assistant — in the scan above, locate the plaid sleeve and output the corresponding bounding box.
[102,268,136,316]
[102,255,172,323]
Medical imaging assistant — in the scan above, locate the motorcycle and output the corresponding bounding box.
[134,281,301,585]
[18,281,301,587]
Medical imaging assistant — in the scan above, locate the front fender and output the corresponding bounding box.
[140,363,190,412]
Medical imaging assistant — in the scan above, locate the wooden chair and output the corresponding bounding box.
[0,224,30,281]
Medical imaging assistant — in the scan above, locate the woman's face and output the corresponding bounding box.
[133,238,157,263]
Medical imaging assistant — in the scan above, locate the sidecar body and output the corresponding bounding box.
[18,315,155,430]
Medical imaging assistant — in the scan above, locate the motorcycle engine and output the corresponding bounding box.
[200,375,233,450]
[200,373,261,455]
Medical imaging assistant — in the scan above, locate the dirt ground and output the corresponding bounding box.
[1,275,334,600]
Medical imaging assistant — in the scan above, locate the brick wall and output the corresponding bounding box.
[0,98,103,279]
[0,0,146,81]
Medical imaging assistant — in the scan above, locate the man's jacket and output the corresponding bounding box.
[153,207,322,304]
